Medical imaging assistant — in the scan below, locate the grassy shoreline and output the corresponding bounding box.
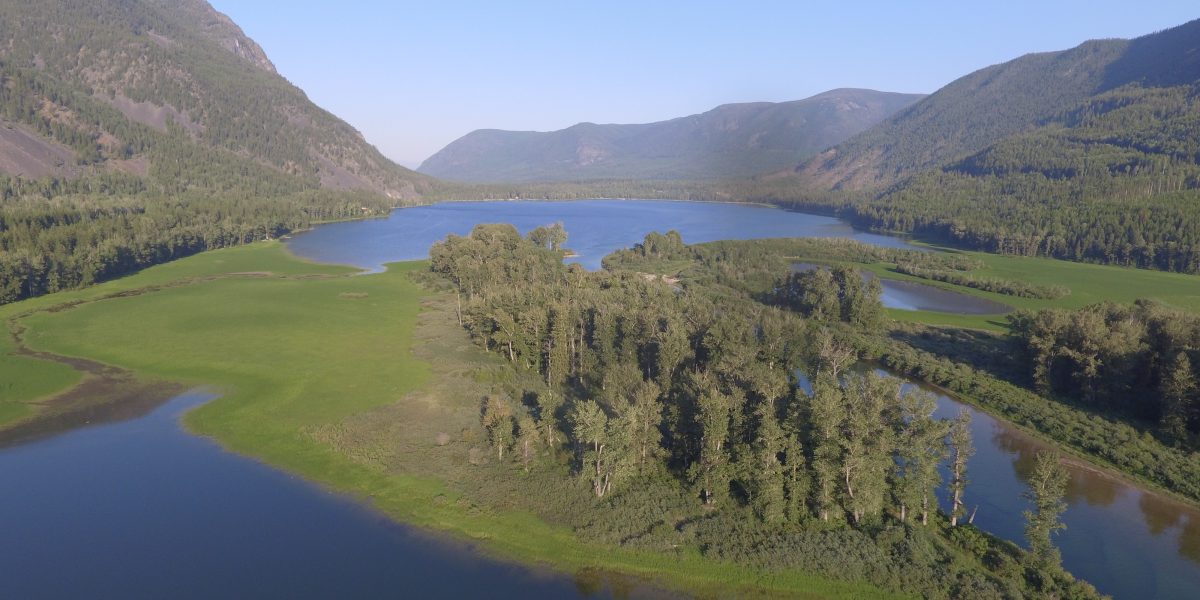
[0,242,897,599]
[4,238,1196,595]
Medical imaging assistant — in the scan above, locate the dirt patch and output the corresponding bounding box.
[0,344,181,448]
[103,94,203,135]
[0,119,81,178]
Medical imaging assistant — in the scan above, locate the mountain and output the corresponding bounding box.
[419,89,924,183]
[0,0,433,199]
[782,19,1200,273]
[794,19,1200,191]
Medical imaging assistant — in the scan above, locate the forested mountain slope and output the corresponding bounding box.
[420,89,923,182]
[0,0,438,304]
[0,0,433,198]
[781,19,1200,273]
[794,20,1200,191]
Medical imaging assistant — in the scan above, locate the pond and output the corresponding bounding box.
[793,262,1012,314]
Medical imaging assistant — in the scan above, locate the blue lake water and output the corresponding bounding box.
[286,199,916,272]
[0,391,654,599]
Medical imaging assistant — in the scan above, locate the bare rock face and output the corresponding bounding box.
[154,0,278,73]
[0,120,82,179]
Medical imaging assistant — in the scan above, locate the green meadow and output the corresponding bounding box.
[0,241,896,599]
[859,244,1200,330]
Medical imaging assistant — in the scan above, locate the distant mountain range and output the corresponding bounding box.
[419,89,924,183]
[793,19,1200,191]
[0,0,433,199]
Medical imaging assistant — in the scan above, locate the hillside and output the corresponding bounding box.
[794,19,1200,192]
[777,19,1200,274]
[0,0,441,305]
[0,0,433,199]
[419,89,923,183]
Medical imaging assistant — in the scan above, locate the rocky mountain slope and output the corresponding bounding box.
[0,0,433,199]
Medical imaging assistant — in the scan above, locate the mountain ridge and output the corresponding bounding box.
[419,88,924,183]
[792,19,1200,191]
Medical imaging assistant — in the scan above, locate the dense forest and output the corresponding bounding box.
[606,235,1200,504]
[1009,302,1200,448]
[773,20,1200,275]
[0,188,397,303]
[429,224,1098,599]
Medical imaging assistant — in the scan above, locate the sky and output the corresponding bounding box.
[210,1,1199,168]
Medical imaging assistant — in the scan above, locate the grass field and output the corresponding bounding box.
[838,244,1200,331]
[1,241,897,599]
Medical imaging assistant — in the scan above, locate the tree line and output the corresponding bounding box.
[1008,301,1200,449]
[0,188,398,304]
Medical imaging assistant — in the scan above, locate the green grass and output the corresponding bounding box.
[4,241,897,599]
[0,333,82,424]
[849,244,1200,330]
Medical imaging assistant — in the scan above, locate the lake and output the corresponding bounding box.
[0,390,661,599]
[286,199,916,272]
[4,199,1195,598]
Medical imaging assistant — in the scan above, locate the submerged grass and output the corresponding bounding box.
[2,241,897,599]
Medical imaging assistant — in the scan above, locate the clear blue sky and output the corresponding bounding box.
[210,1,1198,168]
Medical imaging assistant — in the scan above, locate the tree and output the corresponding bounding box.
[949,410,975,527]
[481,394,514,461]
[690,385,734,506]
[1023,452,1069,567]
[894,390,947,525]
[1160,352,1195,445]
[620,380,664,472]
[535,387,564,449]
[814,329,857,380]
[750,401,788,523]
[841,374,897,525]
[571,400,626,498]
[515,414,542,473]
[809,372,845,521]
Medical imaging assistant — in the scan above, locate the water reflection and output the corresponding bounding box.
[801,366,1200,599]
[792,262,1012,314]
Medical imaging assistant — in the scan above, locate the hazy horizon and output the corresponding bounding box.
[211,1,1199,168]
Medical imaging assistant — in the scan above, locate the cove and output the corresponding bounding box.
[0,390,660,599]
[286,199,916,271]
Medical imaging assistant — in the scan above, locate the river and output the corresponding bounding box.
[3,199,1195,598]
